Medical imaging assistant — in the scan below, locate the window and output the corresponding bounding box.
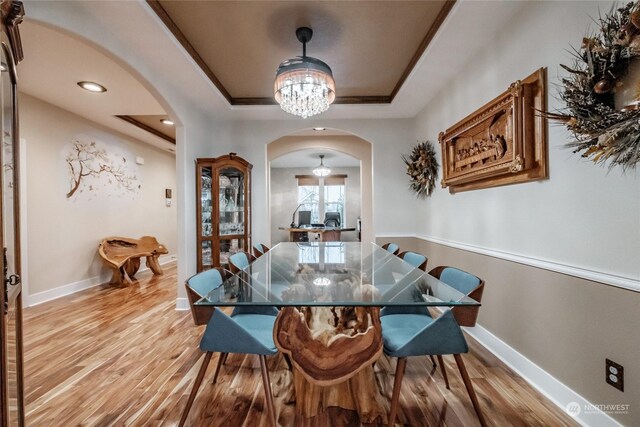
[297,183,320,223]
[297,175,346,225]
[324,179,345,225]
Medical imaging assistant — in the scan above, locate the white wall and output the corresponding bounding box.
[20,94,177,299]
[25,0,238,308]
[228,118,419,246]
[411,2,639,425]
[413,0,639,283]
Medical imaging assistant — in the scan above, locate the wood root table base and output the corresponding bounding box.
[274,306,387,423]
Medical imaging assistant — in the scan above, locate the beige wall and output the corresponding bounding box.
[379,237,639,426]
[270,166,361,244]
[20,94,177,298]
[408,1,639,425]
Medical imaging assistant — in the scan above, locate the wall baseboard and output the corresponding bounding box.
[175,297,189,311]
[466,325,622,427]
[376,233,640,292]
[25,254,177,307]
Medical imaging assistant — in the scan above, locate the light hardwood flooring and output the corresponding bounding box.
[23,263,577,426]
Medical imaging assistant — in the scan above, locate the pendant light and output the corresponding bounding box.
[274,27,336,118]
[313,155,331,177]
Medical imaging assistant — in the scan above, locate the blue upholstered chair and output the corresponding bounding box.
[228,251,255,274]
[253,243,270,258]
[381,242,400,255]
[382,308,486,427]
[398,251,428,271]
[179,305,279,427]
[185,268,228,325]
[427,266,485,388]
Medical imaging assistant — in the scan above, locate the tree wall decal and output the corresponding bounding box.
[65,139,138,199]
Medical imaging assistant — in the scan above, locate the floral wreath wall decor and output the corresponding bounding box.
[550,1,640,170]
[402,141,439,198]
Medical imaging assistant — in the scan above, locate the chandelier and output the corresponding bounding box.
[274,27,336,118]
[313,155,331,176]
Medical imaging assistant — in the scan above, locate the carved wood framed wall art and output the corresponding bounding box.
[439,68,547,193]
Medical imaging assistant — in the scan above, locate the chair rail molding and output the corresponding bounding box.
[375,233,640,292]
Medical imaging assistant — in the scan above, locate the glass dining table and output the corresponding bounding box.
[195,242,480,422]
[195,241,481,308]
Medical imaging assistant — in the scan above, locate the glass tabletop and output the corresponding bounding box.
[196,242,480,307]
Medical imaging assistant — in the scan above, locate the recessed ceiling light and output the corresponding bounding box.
[77,81,107,93]
[161,119,174,126]
[0,63,6,72]
[313,127,326,131]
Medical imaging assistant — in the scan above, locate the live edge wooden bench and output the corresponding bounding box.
[98,236,169,285]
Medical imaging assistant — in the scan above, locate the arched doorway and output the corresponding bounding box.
[267,131,373,244]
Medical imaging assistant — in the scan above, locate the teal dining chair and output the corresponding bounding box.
[179,305,279,427]
[381,308,486,427]
[253,243,270,258]
[427,266,485,388]
[398,251,428,271]
[381,242,400,255]
[228,251,255,274]
[185,267,228,326]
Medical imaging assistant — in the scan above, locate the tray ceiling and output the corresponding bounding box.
[148,0,454,105]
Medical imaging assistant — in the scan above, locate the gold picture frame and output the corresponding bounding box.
[439,68,547,193]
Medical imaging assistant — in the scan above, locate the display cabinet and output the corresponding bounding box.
[196,153,251,271]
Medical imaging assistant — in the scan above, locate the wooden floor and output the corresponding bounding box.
[23,263,577,426]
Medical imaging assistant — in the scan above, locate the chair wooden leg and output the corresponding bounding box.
[429,355,437,368]
[388,357,407,427]
[437,355,450,389]
[179,351,213,427]
[259,355,277,427]
[212,352,226,384]
[453,354,486,427]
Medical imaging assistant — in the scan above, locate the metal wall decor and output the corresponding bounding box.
[439,68,547,193]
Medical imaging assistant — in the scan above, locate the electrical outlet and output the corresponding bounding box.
[606,359,624,392]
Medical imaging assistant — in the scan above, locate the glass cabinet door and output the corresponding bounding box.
[198,165,213,270]
[218,167,245,237]
[218,238,244,267]
[200,166,213,238]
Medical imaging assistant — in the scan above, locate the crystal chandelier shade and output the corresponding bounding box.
[274,27,335,119]
[313,155,331,176]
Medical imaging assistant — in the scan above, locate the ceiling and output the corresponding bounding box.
[271,148,359,169]
[20,0,529,143]
[18,20,176,153]
[149,0,452,105]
